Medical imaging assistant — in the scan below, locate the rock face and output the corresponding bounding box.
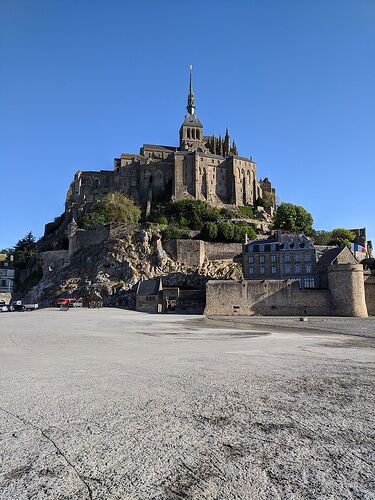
[21,225,242,307]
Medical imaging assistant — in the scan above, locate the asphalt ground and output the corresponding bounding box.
[0,308,374,499]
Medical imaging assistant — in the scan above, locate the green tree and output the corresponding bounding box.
[327,228,356,248]
[238,206,254,219]
[200,222,218,241]
[102,192,141,224]
[262,191,274,209]
[79,193,141,229]
[13,231,37,268]
[330,228,356,242]
[294,206,313,235]
[311,230,332,245]
[274,203,313,234]
[217,222,234,242]
[161,225,190,241]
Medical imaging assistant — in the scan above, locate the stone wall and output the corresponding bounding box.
[365,276,375,316]
[205,280,332,316]
[328,264,368,317]
[164,239,205,267]
[69,225,110,256]
[38,250,69,275]
[204,242,242,261]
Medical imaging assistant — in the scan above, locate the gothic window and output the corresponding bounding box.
[196,129,200,140]
[187,128,191,139]
[192,129,196,139]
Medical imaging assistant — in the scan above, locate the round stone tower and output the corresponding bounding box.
[328,263,368,317]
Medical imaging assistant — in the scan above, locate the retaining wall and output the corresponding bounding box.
[205,280,332,316]
[204,242,242,261]
[365,276,375,316]
[164,239,205,267]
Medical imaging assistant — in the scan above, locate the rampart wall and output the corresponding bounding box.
[205,280,332,316]
[365,276,375,316]
[204,242,242,261]
[205,264,369,318]
[69,225,110,256]
[164,239,205,267]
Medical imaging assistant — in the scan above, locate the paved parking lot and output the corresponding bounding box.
[0,308,374,499]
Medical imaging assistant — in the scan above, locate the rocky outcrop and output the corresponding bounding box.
[21,225,242,307]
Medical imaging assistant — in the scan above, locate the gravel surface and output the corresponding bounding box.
[0,308,374,499]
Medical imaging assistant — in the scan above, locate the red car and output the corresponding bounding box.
[56,298,75,307]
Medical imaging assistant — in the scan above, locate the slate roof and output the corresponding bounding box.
[142,144,177,151]
[182,113,203,127]
[137,278,161,296]
[317,247,346,267]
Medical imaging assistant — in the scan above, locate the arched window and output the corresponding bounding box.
[192,129,196,139]
[187,128,191,139]
[196,129,200,140]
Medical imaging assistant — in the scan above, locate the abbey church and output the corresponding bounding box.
[65,67,275,215]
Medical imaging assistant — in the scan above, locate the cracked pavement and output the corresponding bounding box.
[0,308,374,499]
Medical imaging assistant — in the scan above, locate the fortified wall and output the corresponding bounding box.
[205,263,369,318]
[164,239,242,266]
[364,276,375,316]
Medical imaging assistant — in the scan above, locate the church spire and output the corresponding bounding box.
[187,64,195,115]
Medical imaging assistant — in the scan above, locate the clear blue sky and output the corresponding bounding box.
[1,0,374,249]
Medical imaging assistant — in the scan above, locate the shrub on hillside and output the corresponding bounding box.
[79,193,141,229]
[200,222,256,243]
[238,206,254,219]
[160,225,190,241]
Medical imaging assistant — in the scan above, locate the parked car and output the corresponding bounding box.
[11,301,25,312]
[10,301,38,312]
[24,303,39,311]
[56,298,75,307]
[56,298,82,308]
[0,304,9,312]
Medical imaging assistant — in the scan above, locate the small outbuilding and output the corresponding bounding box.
[135,278,162,313]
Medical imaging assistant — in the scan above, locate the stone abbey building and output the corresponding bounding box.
[65,67,275,215]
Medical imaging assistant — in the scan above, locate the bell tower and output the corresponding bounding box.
[179,65,205,151]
